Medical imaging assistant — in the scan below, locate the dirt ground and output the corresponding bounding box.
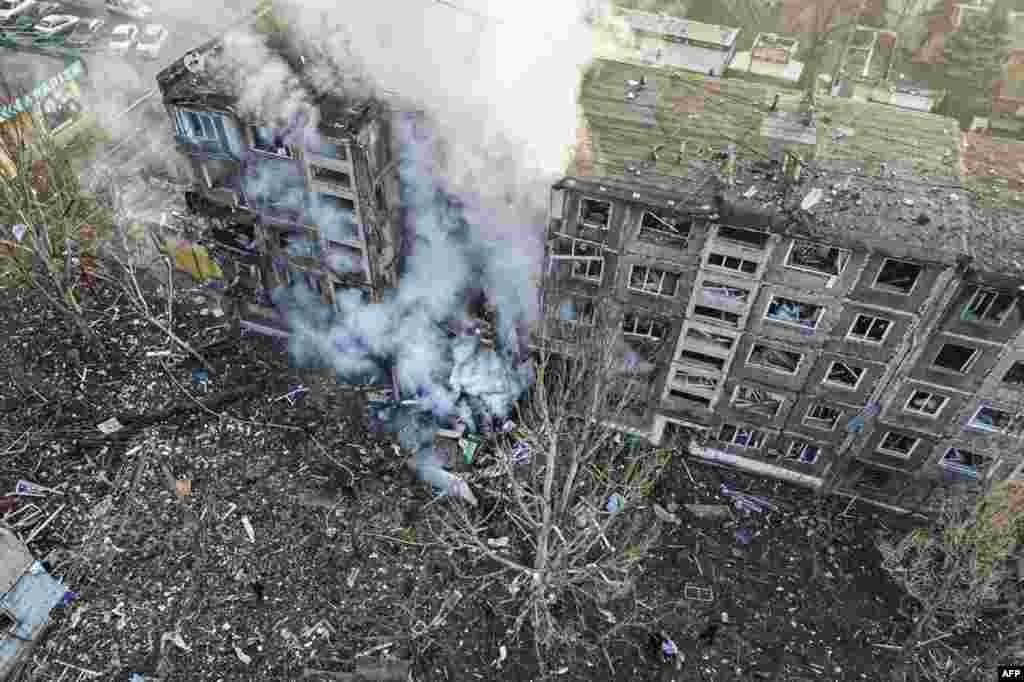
[0,278,1005,682]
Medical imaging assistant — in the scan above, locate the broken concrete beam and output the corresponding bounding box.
[684,504,732,520]
[302,661,411,681]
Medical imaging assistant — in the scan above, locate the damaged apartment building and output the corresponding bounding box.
[154,26,404,337]
[544,57,1024,512]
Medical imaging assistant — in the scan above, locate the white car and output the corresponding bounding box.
[135,23,166,59]
[33,14,77,35]
[105,0,150,20]
[0,0,34,21]
[106,22,137,53]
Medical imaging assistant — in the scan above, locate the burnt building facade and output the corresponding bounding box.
[542,167,1024,511]
[155,33,403,337]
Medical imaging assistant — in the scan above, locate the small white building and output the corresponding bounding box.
[616,9,739,76]
[729,32,803,83]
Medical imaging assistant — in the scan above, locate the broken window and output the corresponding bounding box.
[1004,362,1024,386]
[628,265,680,297]
[311,165,352,188]
[765,297,823,329]
[941,447,993,478]
[685,327,735,350]
[251,126,292,157]
[904,390,947,416]
[672,371,719,392]
[702,281,750,304]
[308,136,347,160]
[693,305,741,327]
[785,440,819,464]
[856,467,892,491]
[824,361,864,389]
[552,234,605,281]
[932,343,977,373]
[968,406,1014,433]
[873,258,921,294]
[622,312,666,340]
[556,297,596,326]
[748,344,802,374]
[0,609,15,636]
[804,404,841,430]
[877,432,918,458]
[848,314,891,343]
[175,108,219,142]
[668,390,712,407]
[962,286,1015,324]
[579,198,612,229]
[715,225,770,249]
[678,349,726,371]
[639,209,690,246]
[707,252,758,275]
[719,423,765,448]
[732,385,783,417]
[786,240,850,276]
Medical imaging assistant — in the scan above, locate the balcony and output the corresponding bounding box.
[174,135,233,160]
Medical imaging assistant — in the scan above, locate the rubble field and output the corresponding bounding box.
[0,280,1006,681]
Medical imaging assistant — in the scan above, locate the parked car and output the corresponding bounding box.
[104,0,149,20]
[30,12,76,43]
[63,15,103,47]
[134,21,164,59]
[0,1,58,40]
[105,20,135,52]
[0,0,35,22]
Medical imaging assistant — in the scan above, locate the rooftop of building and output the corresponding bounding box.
[575,59,962,182]
[559,154,1024,282]
[156,17,380,135]
[617,9,740,47]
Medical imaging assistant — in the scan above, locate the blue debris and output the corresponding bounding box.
[190,368,210,387]
[606,493,623,513]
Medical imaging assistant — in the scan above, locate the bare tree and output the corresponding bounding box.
[0,122,113,350]
[877,479,1024,681]
[426,292,678,671]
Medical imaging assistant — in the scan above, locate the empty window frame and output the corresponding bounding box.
[961,286,1015,324]
[706,252,758,275]
[667,388,712,407]
[941,447,993,478]
[873,258,922,294]
[732,385,784,417]
[623,312,667,340]
[804,404,841,431]
[904,390,948,417]
[824,360,865,389]
[932,343,978,373]
[877,432,919,459]
[250,126,292,157]
[718,423,765,449]
[639,209,690,245]
[311,165,352,188]
[701,281,750,304]
[856,467,893,491]
[748,344,802,374]
[785,240,850,276]
[556,297,596,326]
[715,225,770,249]
[847,314,892,344]
[579,197,612,229]
[693,305,741,327]
[308,136,347,160]
[765,296,824,329]
[671,371,719,392]
[685,327,735,350]
[968,405,1015,433]
[1004,361,1024,386]
[628,265,680,297]
[678,349,727,371]
[552,235,605,281]
[175,109,219,142]
[785,440,819,464]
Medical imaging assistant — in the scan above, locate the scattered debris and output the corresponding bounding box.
[13,480,62,497]
[96,417,124,434]
[174,479,192,497]
[607,493,623,513]
[459,434,481,465]
[486,536,510,549]
[234,644,252,664]
[685,504,732,520]
[800,187,823,210]
[734,527,754,545]
[241,515,256,543]
[684,584,714,602]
